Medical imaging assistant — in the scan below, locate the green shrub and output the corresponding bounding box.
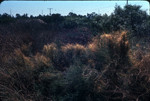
[61,63,105,101]
[63,19,78,29]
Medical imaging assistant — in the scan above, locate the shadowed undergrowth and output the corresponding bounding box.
[1,31,150,101]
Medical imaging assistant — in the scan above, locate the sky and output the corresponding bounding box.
[0,1,149,16]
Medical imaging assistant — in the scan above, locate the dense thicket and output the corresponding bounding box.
[0,5,150,101]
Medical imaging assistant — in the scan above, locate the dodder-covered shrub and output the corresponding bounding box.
[62,44,88,67]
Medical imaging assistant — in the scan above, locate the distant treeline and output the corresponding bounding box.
[0,5,149,37]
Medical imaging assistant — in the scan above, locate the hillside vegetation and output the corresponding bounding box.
[0,5,150,101]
